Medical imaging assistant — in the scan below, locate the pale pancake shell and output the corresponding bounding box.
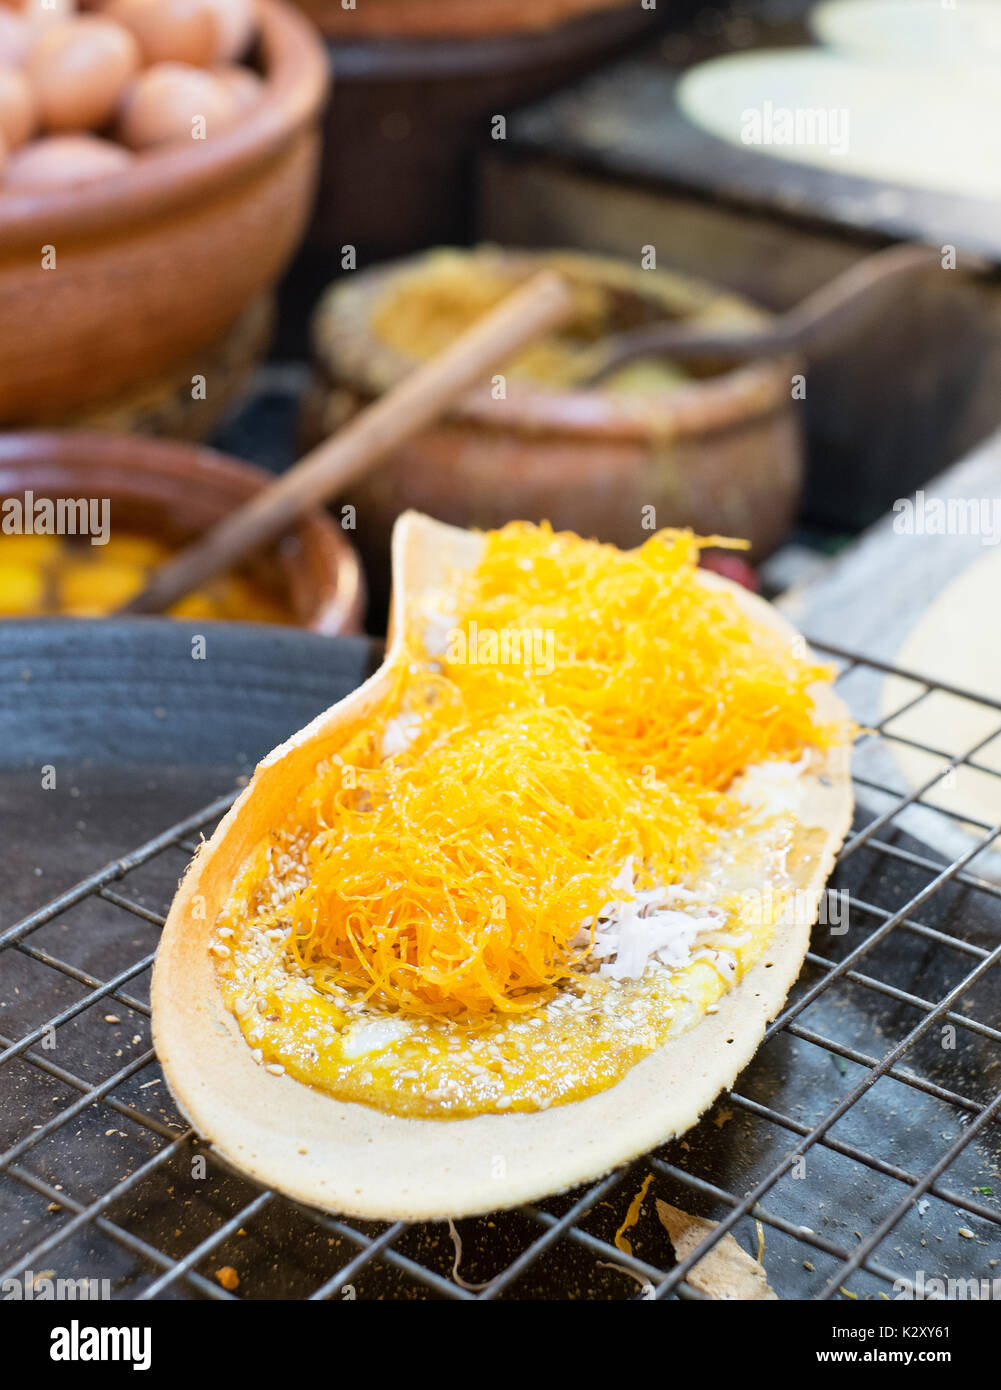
[151,513,853,1221]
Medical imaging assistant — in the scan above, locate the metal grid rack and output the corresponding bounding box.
[2,640,1000,1301]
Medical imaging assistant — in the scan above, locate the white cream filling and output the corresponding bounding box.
[380,712,423,759]
[420,597,457,659]
[584,857,724,982]
[589,754,810,982]
[341,1017,412,1059]
[734,750,811,817]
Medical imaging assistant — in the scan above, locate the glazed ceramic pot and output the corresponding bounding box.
[0,431,364,634]
[0,0,329,427]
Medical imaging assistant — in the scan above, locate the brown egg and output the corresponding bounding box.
[27,16,139,131]
[212,60,259,112]
[0,64,35,146]
[3,131,131,185]
[105,0,216,66]
[116,60,237,148]
[201,0,253,62]
[0,6,30,64]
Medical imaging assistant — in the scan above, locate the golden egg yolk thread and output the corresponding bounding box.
[288,705,721,1019]
[275,522,845,1022]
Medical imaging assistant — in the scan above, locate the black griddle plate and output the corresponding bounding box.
[1,620,999,1300]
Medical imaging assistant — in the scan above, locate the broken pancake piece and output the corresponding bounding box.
[656,1200,777,1300]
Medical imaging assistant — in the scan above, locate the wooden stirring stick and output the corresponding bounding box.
[120,269,576,616]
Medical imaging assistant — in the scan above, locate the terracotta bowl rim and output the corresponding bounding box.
[312,248,798,444]
[0,427,364,635]
[0,0,330,248]
[303,0,640,40]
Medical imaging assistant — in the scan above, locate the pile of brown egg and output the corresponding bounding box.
[0,0,260,188]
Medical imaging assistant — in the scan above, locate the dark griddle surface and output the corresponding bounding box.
[1,620,999,1299]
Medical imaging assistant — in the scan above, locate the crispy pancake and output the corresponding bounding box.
[151,513,853,1220]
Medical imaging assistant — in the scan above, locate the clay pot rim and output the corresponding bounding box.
[0,0,329,248]
[305,0,639,41]
[313,249,798,444]
[0,428,364,636]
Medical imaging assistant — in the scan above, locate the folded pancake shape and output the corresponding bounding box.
[151,513,853,1220]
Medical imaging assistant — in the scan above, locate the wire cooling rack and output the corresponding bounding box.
[1,639,1000,1301]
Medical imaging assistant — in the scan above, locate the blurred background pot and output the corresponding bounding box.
[301,4,664,264]
[308,246,800,611]
[0,0,329,433]
[300,0,648,39]
[0,431,364,634]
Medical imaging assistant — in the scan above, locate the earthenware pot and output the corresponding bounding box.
[308,248,801,608]
[0,0,329,427]
[0,431,364,634]
[299,0,642,39]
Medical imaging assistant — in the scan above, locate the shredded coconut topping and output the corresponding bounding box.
[586,858,725,981]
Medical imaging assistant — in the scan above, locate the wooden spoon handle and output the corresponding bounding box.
[121,269,576,616]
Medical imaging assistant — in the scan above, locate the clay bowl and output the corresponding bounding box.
[0,0,329,427]
[299,0,641,39]
[308,248,802,606]
[0,431,364,635]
